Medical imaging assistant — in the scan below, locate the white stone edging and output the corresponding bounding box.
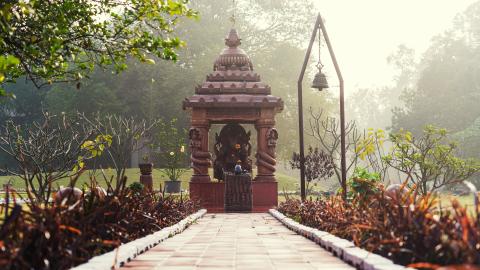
[269,209,416,270]
[71,209,207,270]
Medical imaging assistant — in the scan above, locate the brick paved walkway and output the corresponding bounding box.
[122,213,354,270]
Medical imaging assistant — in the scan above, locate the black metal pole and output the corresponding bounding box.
[318,13,347,200]
[298,15,321,201]
[297,13,347,201]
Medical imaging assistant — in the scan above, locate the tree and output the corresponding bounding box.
[354,128,391,183]
[79,113,158,189]
[0,55,20,96]
[0,112,110,204]
[392,3,480,135]
[0,0,197,95]
[453,116,480,187]
[308,109,361,185]
[392,37,480,134]
[0,79,47,125]
[383,125,480,195]
[46,81,124,117]
[1,0,334,168]
[308,109,391,185]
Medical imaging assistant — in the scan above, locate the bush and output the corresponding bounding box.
[346,167,382,202]
[0,176,199,270]
[0,112,110,204]
[384,125,480,195]
[290,146,334,194]
[278,188,480,267]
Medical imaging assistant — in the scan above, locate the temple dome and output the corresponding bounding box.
[183,28,283,111]
[193,29,271,95]
[214,29,253,71]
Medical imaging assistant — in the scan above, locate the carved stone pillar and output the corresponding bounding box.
[189,118,211,183]
[255,118,278,182]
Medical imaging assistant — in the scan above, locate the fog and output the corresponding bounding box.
[2,0,480,190]
[314,0,478,90]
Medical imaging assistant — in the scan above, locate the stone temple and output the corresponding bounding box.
[183,29,283,212]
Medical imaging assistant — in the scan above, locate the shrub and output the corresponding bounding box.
[384,125,480,195]
[290,146,334,194]
[78,113,159,187]
[0,176,199,270]
[0,112,110,205]
[346,167,382,202]
[152,119,189,181]
[128,182,145,194]
[278,188,480,267]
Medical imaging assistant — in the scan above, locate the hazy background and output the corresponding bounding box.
[2,0,480,188]
[313,0,478,91]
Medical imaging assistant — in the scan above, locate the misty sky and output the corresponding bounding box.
[313,0,477,95]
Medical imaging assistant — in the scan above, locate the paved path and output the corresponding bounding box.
[123,213,354,270]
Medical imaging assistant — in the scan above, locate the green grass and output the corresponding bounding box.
[439,193,475,208]
[0,168,301,192]
[3,170,475,210]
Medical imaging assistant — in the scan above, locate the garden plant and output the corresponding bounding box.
[279,184,480,268]
[0,174,198,269]
[153,119,189,182]
[0,113,199,269]
[1,0,480,269]
[290,146,335,195]
[0,112,111,204]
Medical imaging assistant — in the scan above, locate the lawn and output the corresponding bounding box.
[439,193,476,208]
[1,170,475,210]
[0,168,301,192]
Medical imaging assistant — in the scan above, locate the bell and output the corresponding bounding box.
[311,71,329,91]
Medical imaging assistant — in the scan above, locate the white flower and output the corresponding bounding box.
[180,145,185,153]
[169,151,175,156]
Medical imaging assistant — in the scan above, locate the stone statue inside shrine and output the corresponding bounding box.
[213,123,252,180]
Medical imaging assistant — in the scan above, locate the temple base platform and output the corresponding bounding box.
[189,181,278,213]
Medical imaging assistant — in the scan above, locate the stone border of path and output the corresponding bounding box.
[269,209,416,270]
[71,209,207,270]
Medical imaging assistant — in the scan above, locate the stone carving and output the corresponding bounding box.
[213,123,252,180]
[266,128,278,150]
[54,187,83,206]
[189,128,211,175]
[207,108,260,117]
[385,184,406,200]
[224,172,252,212]
[257,128,278,174]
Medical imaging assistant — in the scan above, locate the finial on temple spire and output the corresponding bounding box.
[225,29,241,48]
[230,0,236,26]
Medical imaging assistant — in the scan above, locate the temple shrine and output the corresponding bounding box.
[183,29,283,212]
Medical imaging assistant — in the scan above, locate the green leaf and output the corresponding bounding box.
[0,0,195,86]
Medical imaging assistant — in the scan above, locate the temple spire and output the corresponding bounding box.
[214,29,251,71]
[225,29,241,48]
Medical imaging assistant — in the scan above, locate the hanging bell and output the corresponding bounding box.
[311,70,329,91]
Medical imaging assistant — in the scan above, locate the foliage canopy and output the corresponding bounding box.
[383,125,480,195]
[0,0,197,95]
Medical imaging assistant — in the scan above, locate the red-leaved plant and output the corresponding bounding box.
[279,186,480,268]
[0,175,199,270]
